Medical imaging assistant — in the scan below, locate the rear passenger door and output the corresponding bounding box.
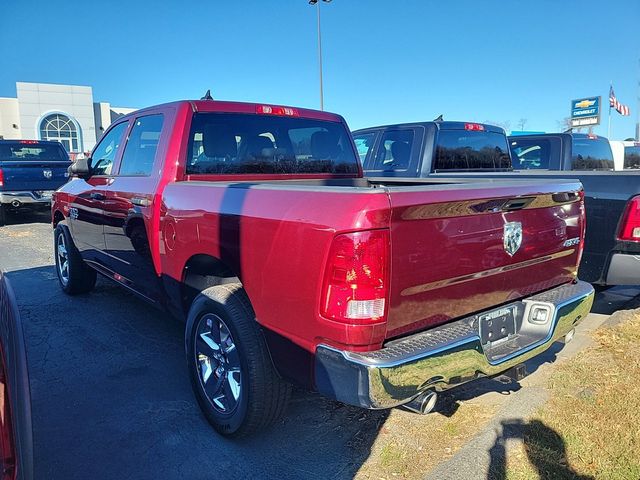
[102,112,168,301]
[364,127,422,176]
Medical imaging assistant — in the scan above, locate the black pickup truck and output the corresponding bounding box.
[353,122,640,286]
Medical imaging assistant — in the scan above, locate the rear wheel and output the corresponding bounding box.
[186,283,291,437]
[54,224,97,295]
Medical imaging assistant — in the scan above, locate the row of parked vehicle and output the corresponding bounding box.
[0,98,638,456]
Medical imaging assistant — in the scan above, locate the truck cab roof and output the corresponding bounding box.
[115,99,346,124]
[354,121,506,135]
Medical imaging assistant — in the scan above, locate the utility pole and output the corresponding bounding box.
[309,0,332,110]
[636,59,640,140]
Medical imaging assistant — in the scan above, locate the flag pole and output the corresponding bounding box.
[608,82,612,139]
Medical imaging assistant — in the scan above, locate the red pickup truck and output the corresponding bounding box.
[52,99,594,437]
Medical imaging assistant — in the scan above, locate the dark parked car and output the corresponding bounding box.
[0,140,70,226]
[354,122,640,285]
[0,271,33,480]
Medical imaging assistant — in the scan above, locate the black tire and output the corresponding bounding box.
[185,283,291,438]
[54,224,97,295]
[0,205,6,227]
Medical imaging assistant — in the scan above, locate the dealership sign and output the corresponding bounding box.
[570,96,601,127]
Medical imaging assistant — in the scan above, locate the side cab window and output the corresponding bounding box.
[352,132,378,167]
[91,122,129,176]
[117,114,165,176]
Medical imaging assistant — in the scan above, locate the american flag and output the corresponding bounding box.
[609,85,630,116]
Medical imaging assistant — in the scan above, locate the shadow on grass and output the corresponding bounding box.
[487,419,593,480]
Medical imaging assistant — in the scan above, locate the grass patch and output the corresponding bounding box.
[356,400,496,479]
[503,312,640,480]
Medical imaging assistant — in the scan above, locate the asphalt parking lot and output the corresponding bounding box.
[1,210,639,479]
[0,211,390,480]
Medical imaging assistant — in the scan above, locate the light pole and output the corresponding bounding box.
[309,0,331,110]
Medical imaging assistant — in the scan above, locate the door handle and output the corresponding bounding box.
[131,197,151,207]
[90,192,105,200]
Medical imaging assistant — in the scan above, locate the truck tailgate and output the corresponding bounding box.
[0,161,70,191]
[385,180,584,338]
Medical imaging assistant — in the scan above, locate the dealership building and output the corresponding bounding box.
[0,82,135,153]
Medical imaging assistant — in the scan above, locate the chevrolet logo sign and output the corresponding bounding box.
[575,99,596,109]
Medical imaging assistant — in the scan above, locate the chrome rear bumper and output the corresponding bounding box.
[315,281,594,409]
[0,191,53,206]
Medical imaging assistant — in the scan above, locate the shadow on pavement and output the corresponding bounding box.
[487,419,593,480]
[1,208,50,226]
[590,284,640,315]
[6,265,388,480]
[437,339,565,418]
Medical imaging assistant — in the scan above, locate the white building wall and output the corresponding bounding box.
[0,98,21,139]
[16,82,97,151]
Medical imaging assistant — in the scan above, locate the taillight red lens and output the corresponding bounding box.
[321,229,390,324]
[464,123,485,131]
[0,169,3,188]
[618,196,640,241]
[0,352,15,480]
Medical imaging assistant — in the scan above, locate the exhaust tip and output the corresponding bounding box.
[403,391,438,415]
[565,328,576,344]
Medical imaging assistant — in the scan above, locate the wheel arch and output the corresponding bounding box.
[180,253,242,317]
[52,209,65,227]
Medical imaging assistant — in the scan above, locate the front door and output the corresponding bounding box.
[67,121,129,259]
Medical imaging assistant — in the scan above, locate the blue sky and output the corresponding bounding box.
[1,0,638,138]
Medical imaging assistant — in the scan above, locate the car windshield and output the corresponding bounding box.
[186,113,359,175]
[623,145,640,169]
[433,129,512,171]
[0,141,68,161]
[571,137,614,170]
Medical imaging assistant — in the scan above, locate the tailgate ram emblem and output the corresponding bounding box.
[503,221,522,256]
[43,169,53,179]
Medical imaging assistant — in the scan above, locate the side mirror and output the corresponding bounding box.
[68,157,92,179]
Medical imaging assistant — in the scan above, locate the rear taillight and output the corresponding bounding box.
[0,169,3,187]
[618,196,640,241]
[464,123,485,131]
[321,229,390,324]
[0,353,15,480]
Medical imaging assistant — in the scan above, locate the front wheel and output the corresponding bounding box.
[185,284,291,437]
[54,224,97,295]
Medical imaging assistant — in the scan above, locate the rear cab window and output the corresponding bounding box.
[433,127,511,172]
[0,141,68,161]
[570,136,614,170]
[624,145,640,169]
[186,113,359,175]
[371,129,415,171]
[509,137,561,170]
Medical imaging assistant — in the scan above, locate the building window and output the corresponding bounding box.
[39,113,80,152]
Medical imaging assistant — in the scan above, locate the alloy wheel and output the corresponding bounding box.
[195,313,242,413]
